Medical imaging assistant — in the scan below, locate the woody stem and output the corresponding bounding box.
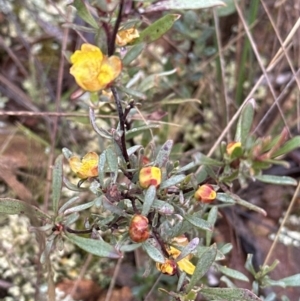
[111,86,131,172]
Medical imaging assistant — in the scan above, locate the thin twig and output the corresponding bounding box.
[263,181,300,266]
[104,257,123,301]
[233,0,290,135]
[213,8,232,142]
[144,274,163,301]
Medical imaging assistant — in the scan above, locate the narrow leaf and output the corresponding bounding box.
[0,198,50,220]
[142,185,157,216]
[132,14,180,45]
[175,237,199,262]
[106,147,119,183]
[235,99,255,145]
[206,206,218,246]
[184,214,212,231]
[152,199,174,215]
[98,151,106,186]
[125,124,160,140]
[160,174,186,189]
[120,243,142,252]
[142,239,165,263]
[155,140,173,168]
[72,0,98,29]
[194,152,223,166]
[272,136,300,157]
[280,273,300,287]
[255,174,297,186]
[63,199,95,215]
[201,288,262,301]
[186,244,217,292]
[123,43,145,65]
[217,265,249,282]
[52,155,63,215]
[65,233,122,258]
[145,0,225,11]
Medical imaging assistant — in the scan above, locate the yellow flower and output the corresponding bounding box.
[194,184,216,204]
[168,246,195,275]
[116,27,140,46]
[139,166,162,189]
[70,43,122,92]
[69,152,99,179]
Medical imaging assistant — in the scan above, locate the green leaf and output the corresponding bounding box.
[175,237,199,262]
[186,244,217,292]
[139,69,177,92]
[98,151,106,187]
[65,233,122,258]
[155,140,173,168]
[106,146,119,183]
[64,212,80,225]
[0,198,51,220]
[160,174,186,189]
[123,43,145,65]
[152,199,174,215]
[58,196,81,214]
[235,99,255,145]
[194,152,223,166]
[145,0,225,11]
[52,154,63,215]
[142,185,157,216]
[216,192,235,204]
[217,0,236,16]
[219,192,267,216]
[255,174,297,186]
[63,199,95,215]
[132,14,180,45]
[125,124,160,140]
[272,136,300,158]
[200,288,262,301]
[206,207,218,245]
[142,239,165,263]
[119,243,142,252]
[219,243,233,255]
[184,214,212,231]
[217,265,249,282]
[280,273,300,287]
[72,0,98,29]
[118,86,147,100]
[62,147,73,160]
[175,161,197,174]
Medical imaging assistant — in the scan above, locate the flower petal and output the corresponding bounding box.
[177,258,195,275]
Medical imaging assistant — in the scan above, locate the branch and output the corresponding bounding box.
[111,86,131,172]
[108,0,124,56]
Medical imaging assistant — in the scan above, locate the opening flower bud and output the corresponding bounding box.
[226,141,242,156]
[194,184,216,203]
[129,215,150,243]
[139,167,162,189]
[156,259,177,276]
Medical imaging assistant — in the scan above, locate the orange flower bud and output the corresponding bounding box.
[194,184,216,203]
[129,215,150,243]
[70,43,122,92]
[139,167,162,189]
[226,141,242,156]
[156,259,177,276]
